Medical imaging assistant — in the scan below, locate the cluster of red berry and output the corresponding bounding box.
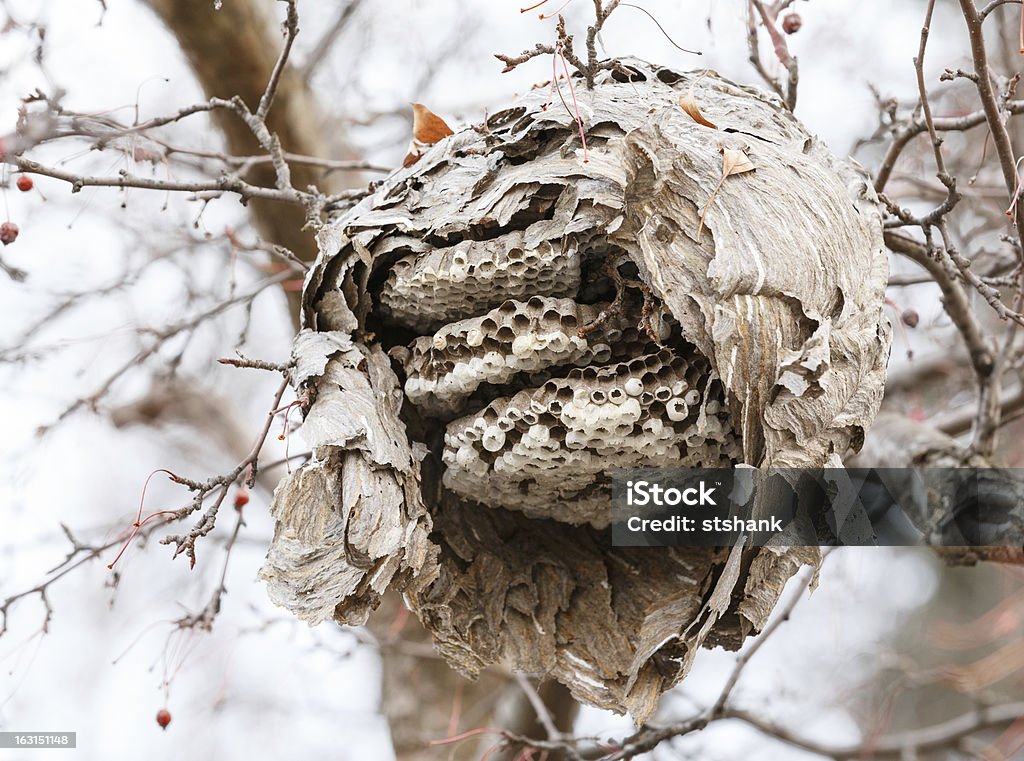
[1,174,35,247]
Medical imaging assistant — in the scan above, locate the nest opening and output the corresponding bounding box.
[370,225,741,528]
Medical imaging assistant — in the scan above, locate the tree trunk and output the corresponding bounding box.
[142,0,339,323]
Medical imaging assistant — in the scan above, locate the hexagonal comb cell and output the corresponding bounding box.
[379,231,581,332]
[403,296,657,416]
[441,348,740,527]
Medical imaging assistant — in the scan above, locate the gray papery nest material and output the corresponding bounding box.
[259,59,890,721]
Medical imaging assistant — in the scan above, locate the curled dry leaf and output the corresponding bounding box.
[721,146,756,176]
[697,146,756,239]
[679,91,717,129]
[411,103,454,144]
[403,103,455,167]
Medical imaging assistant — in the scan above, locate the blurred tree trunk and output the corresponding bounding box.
[142,0,338,325]
[135,1,581,755]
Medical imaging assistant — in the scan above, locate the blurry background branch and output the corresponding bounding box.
[141,0,341,278]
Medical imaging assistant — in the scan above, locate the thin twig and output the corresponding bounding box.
[750,0,799,110]
[709,561,819,715]
[883,231,996,379]
[515,676,563,743]
[160,375,292,566]
[256,0,299,121]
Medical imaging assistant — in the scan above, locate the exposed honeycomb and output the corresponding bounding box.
[379,231,581,332]
[403,296,658,416]
[440,348,740,527]
[374,231,741,527]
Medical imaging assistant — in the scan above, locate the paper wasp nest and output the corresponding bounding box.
[261,59,890,720]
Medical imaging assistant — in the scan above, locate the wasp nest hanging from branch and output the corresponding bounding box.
[260,59,890,721]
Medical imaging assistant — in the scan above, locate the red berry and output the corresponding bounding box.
[156,709,172,729]
[901,309,920,328]
[16,175,32,192]
[234,486,250,509]
[782,12,802,34]
[0,222,18,246]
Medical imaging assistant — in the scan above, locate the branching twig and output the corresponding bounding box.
[749,0,799,110]
[175,508,245,631]
[0,520,171,638]
[981,0,1022,21]
[884,231,996,379]
[875,100,1024,192]
[514,675,569,750]
[159,375,293,567]
[40,271,292,431]
[709,560,820,716]
[959,0,1024,234]
[725,702,1024,760]
[746,2,786,103]
[14,155,306,205]
[496,0,623,88]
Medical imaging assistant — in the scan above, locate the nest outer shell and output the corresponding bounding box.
[259,59,889,720]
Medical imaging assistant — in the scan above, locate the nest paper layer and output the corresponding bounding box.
[260,59,889,720]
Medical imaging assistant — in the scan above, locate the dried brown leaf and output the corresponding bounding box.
[697,147,756,239]
[721,146,755,176]
[679,91,717,129]
[403,103,454,168]
[411,103,454,145]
